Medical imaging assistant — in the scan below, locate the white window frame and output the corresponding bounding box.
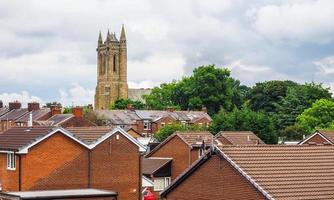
[153,177,171,191]
[7,152,16,170]
[143,120,151,130]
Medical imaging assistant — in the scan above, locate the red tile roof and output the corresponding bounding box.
[66,127,113,144]
[216,131,265,145]
[218,145,334,200]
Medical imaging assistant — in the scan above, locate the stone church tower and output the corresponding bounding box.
[94,25,128,110]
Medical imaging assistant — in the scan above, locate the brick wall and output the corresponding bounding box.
[0,154,19,191]
[91,133,141,200]
[163,155,265,200]
[20,132,88,190]
[151,116,174,133]
[149,136,190,180]
[304,134,328,144]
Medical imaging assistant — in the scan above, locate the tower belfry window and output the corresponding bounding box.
[113,55,116,72]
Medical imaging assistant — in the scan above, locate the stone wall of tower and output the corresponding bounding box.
[95,26,128,110]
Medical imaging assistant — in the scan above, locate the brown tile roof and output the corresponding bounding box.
[46,114,74,125]
[146,131,214,157]
[216,131,265,145]
[0,109,28,121]
[66,127,112,144]
[0,107,10,117]
[142,157,173,176]
[318,130,334,143]
[218,145,334,200]
[0,127,54,151]
[176,131,214,147]
[15,109,50,123]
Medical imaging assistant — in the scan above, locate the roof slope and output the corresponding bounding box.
[219,145,334,200]
[216,131,265,145]
[66,127,113,144]
[46,114,73,125]
[142,157,173,175]
[0,127,54,151]
[0,108,28,121]
[15,109,50,123]
[320,130,334,143]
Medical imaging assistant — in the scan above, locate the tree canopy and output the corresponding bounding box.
[110,98,145,110]
[154,123,208,142]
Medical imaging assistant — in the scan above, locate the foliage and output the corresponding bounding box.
[110,98,145,110]
[44,101,62,108]
[209,106,277,144]
[154,123,208,142]
[144,65,247,115]
[63,107,72,114]
[296,99,334,133]
[280,125,308,141]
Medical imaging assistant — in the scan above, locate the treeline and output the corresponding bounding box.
[125,65,333,144]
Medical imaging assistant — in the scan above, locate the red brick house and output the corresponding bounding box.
[146,132,214,181]
[142,157,172,198]
[0,102,29,132]
[161,145,334,200]
[215,131,265,145]
[0,126,145,200]
[299,130,334,145]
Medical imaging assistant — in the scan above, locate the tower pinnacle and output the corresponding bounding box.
[106,29,111,42]
[120,24,126,41]
[98,31,103,45]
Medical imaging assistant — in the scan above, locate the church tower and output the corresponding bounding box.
[95,25,128,110]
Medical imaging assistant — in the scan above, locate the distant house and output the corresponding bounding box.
[0,126,145,200]
[94,109,212,136]
[142,157,172,198]
[36,107,96,128]
[299,130,334,145]
[0,102,29,132]
[215,131,265,145]
[161,145,334,200]
[146,131,214,181]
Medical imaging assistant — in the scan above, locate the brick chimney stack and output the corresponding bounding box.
[166,107,175,112]
[9,101,21,110]
[28,102,40,112]
[51,105,62,116]
[127,104,135,111]
[201,106,208,113]
[72,106,83,118]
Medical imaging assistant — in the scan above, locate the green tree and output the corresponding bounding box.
[144,65,246,115]
[296,99,334,133]
[154,123,208,142]
[110,98,145,110]
[209,107,277,144]
[44,101,62,108]
[248,80,298,114]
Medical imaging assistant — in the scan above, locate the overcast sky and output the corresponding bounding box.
[0,0,334,106]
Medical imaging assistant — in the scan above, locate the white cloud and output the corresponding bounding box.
[128,53,186,83]
[0,91,42,106]
[59,83,94,106]
[253,0,334,43]
[314,56,334,75]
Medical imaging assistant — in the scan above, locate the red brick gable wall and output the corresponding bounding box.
[304,134,329,144]
[164,155,265,200]
[149,136,191,180]
[91,133,141,200]
[152,116,174,133]
[20,132,87,190]
[0,154,19,191]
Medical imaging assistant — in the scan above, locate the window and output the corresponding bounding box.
[7,152,15,170]
[113,55,116,72]
[154,177,171,191]
[161,122,165,128]
[181,121,187,127]
[143,120,151,130]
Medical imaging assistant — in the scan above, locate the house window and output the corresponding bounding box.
[7,152,16,170]
[161,122,165,128]
[143,120,151,130]
[181,121,187,127]
[154,177,171,191]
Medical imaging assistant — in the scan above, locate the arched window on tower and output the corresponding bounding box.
[113,54,116,73]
